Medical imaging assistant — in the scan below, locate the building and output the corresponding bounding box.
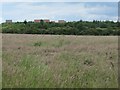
[6,20,12,23]
[43,19,50,23]
[58,20,66,23]
[34,19,40,23]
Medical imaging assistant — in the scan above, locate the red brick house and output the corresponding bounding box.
[34,19,40,23]
[43,19,50,23]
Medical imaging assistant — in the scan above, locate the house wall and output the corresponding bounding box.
[6,20,12,23]
[58,20,66,23]
[34,20,40,23]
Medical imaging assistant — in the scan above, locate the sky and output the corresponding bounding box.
[1,1,119,23]
[0,0,120,2]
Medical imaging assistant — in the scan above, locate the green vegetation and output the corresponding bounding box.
[34,42,42,46]
[2,20,120,35]
[2,34,118,88]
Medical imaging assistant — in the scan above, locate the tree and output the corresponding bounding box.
[2,20,118,35]
[40,19,44,25]
[24,20,27,25]
[80,20,83,22]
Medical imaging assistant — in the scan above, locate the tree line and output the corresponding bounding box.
[2,20,120,35]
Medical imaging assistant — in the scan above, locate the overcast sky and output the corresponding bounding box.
[1,2,119,23]
[1,0,119,2]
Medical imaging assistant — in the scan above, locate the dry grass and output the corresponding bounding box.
[2,34,118,88]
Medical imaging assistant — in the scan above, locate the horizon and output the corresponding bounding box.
[1,2,119,23]
[2,19,118,23]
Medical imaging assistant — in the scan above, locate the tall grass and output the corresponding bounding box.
[2,34,118,88]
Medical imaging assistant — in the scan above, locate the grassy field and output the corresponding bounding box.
[2,34,118,88]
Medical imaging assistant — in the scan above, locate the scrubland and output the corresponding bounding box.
[2,34,118,88]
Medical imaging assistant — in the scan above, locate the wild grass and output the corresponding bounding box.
[2,34,118,88]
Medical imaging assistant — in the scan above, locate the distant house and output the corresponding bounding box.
[6,20,12,23]
[58,20,66,23]
[43,19,50,23]
[34,19,40,23]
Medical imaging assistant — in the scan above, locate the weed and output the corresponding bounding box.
[34,42,42,46]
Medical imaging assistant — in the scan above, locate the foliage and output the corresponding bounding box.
[2,20,119,35]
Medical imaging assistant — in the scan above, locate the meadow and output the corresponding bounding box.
[2,34,118,88]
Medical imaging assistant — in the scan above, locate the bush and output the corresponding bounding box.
[1,20,119,35]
